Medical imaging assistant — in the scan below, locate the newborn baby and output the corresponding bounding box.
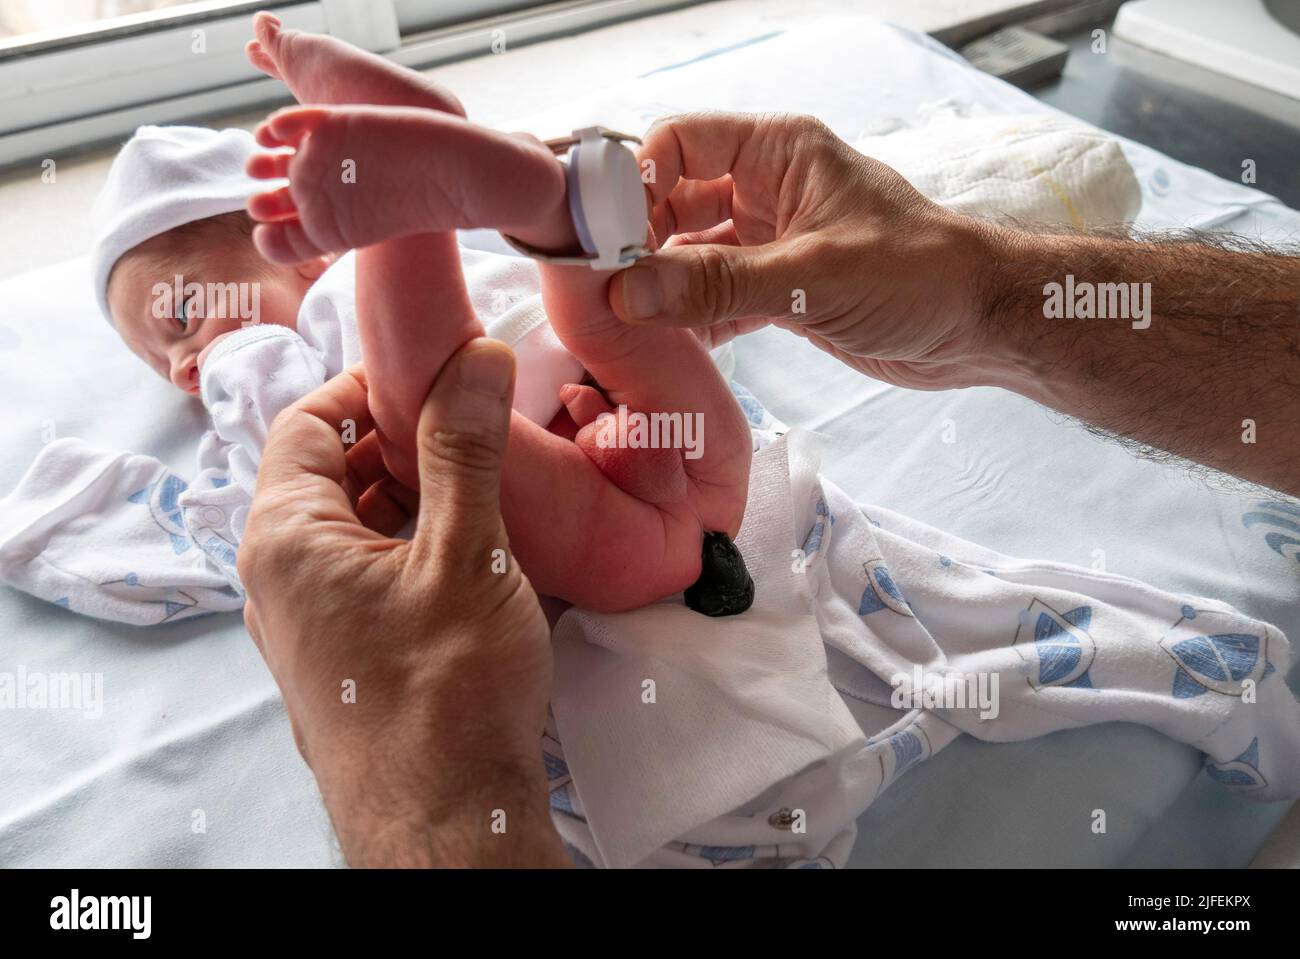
[44,15,753,622]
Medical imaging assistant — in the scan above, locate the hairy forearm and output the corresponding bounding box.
[977,227,1300,495]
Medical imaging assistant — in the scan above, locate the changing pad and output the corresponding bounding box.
[1,15,1297,868]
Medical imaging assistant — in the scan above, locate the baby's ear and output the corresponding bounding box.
[295,254,333,281]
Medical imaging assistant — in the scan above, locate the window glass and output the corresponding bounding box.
[0,0,239,45]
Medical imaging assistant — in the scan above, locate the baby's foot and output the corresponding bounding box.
[247,11,465,116]
[246,105,572,264]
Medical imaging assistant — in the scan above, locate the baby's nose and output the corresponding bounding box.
[170,356,199,394]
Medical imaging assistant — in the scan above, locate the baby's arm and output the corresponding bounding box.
[197,323,328,483]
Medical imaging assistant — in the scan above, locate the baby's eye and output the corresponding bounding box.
[175,296,199,331]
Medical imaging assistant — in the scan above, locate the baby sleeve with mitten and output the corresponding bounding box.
[0,323,328,625]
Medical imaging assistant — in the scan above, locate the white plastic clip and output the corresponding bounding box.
[500,126,651,270]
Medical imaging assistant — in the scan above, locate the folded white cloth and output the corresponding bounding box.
[0,437,245,623]
[850,102,1142,230]
[539,109,1163,868]
[547,429,1300,868]
[90,125,265,325]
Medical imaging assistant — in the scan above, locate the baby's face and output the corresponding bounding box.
[107,213,326,395]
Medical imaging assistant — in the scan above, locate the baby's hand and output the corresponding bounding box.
[196,330,238,375]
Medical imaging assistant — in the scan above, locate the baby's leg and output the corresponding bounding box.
[559,384,687,504]
[356,234,481,486]
[537,267,752,538]
[247,12,465,116]
[245,35,752,606]
[247,22,499,485]
[500,413,706,609]
[248,106,751,525]
[247,106,574,486]
[247,106,570,263]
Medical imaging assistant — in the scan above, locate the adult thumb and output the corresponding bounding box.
[411,337,516,553]
[608,241,808,328]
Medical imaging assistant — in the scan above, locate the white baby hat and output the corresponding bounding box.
[90,125,265,324]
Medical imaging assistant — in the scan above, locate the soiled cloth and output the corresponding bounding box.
[849,101,1141,231]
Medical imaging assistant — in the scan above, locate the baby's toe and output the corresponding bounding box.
[252,220,325,265]
[245,39,281,78]
[559,383,612,428]
[252,11,284,55]
[258,105,330,149]
[246,150,292,181]
[248,185,298,222]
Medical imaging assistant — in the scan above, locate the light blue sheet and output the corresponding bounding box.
[1,16,1296,867]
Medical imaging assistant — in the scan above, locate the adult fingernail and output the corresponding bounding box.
[458,344,514,396]
[620,265,663,321]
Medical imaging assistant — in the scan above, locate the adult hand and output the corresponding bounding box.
[237,340,569,867]
[609,111,1003,391]
[612,112,1300,496]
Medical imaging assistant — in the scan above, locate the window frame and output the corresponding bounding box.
[0,0,700,169]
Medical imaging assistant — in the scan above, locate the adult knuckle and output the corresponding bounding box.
[758,111,821,144]
[780,112,828,139]
[800,229,852,269]
[426,426,502,473]
[783,114,843,163]
[648,112,688,136]
[690,245,738,322]
[241,601,262,643]
[799,114,834,138]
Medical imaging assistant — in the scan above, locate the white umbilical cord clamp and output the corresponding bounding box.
[499,126,652,271]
